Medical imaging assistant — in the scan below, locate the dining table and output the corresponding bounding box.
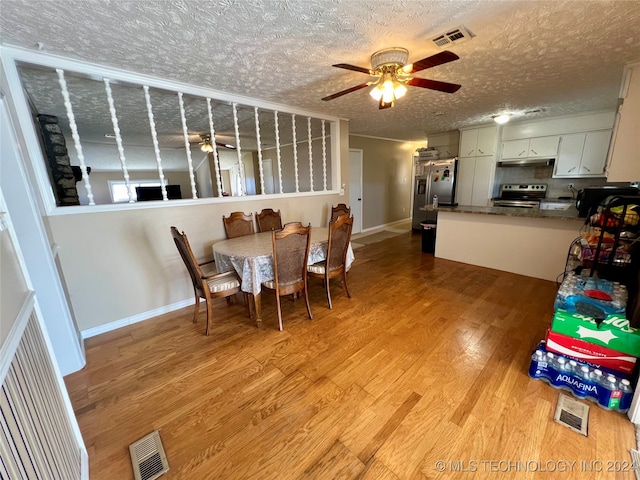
[212,227,355,325]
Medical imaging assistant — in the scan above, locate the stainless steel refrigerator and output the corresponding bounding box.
[411,157,458,229]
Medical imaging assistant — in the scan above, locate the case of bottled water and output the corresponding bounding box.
[554,272,628,316]
[529,342,634,412]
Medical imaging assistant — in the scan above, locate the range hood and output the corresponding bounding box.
[497,157,555,167]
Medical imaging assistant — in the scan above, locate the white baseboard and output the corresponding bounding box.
[80,298,194,339]
[359,217,411,234]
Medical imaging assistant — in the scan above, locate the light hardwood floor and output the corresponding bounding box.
[65,231,637,479]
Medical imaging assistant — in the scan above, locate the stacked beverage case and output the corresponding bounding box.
[529,273,638,413]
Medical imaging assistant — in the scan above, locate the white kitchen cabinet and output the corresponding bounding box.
[501,136,559,159]
[456,156,494,206]
[528,136,560,157]
[501,139,529,159]
[581,130,611,176]
[456,157,474,205]
[553,130,611,178]
[426,131,459,157]
[459,127,497,157]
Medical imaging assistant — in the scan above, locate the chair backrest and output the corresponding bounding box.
[223,211,255,239]
[327,214,354,272]
[330,203,351,223]
[171,226,204,291]
[256,208,283,232]
[271,222,311,289]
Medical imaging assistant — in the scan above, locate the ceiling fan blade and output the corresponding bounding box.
[332,63,371,75]
[407,77,461,93]
[407,51,459,73]
[322,83,371,101]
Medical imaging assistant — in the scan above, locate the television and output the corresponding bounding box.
[135,185,182,201]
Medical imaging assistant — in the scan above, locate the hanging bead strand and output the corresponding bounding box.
[103,78,133,202]
[274,111,283,194]
[307,116,314,192]
[178,92,198,199]
[321,120,327,191]
[292,114,299,193]
[56,69,94,205]
[254,107,265,195]
[206,98,224,197]
[232,102,245,196]
[143,85,167,201]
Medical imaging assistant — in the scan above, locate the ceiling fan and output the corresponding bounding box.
[191,133,235,151]
[322,48,461,109]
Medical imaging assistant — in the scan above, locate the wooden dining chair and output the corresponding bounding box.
[256,208,283,232]
[171,226,243,335]
[330,203,351,223]
[308,214,354,309]
[222,211,255,239]
[262,222,313,331]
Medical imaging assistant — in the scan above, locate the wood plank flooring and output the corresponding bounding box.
[64,231,637,479]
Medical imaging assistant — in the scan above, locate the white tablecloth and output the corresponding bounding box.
[212,227,355,296]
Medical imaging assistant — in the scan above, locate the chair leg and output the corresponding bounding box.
[325,276,332,309]
[275,293,283,331]
[193,292,200,323]
[205,300,213,336]
[304,287,313,320]
[343,270,351,298]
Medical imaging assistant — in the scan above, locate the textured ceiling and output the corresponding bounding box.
[2,0,640,144]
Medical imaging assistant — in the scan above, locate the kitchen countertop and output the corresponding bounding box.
[421,204,582,220]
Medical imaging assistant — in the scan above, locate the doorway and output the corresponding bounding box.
[348,149,363,234]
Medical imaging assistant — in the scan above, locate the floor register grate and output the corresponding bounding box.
[129,431,170,480]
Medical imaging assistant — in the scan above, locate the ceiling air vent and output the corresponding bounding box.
[430,25,473,48]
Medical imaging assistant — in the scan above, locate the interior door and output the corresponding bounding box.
[348,149,363,234]
[262,159,275,194]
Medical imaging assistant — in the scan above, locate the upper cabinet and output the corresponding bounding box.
[501,136,559,159]
[553,130,611,178]
[606,62,640,182]
[459,127,497,157]
[426,130,459,158]
[529,136,560,157]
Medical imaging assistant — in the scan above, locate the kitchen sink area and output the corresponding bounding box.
[539,200,574,210]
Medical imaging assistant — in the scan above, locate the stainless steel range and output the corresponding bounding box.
[493,183,547,208]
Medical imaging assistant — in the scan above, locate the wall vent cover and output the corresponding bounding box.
[129,431,170,480]
[430,25,473,48]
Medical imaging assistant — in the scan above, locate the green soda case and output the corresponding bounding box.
[551,309,640,357]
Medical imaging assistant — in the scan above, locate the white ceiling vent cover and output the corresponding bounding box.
[430,25,473,48]
[129,431,170,480]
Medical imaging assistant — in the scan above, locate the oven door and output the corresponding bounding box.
[493,199,540,209]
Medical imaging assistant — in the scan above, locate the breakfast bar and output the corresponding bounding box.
[432,205,586,282]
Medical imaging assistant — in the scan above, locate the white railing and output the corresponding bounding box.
[0,45,341,214]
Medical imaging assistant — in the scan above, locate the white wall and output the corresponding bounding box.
[45,120,349,334]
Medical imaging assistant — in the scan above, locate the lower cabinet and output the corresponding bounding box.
[457,156,494,206]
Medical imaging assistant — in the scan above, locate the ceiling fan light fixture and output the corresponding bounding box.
[369,85,384,101]
[394,83,407,99]
[382,78,396,103]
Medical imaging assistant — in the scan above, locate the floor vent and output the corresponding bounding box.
[430,25,473,48]
[630,449,640,480]
[554,393,589,436]
[129,431,170,480]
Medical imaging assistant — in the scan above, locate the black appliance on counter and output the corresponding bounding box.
[575,186,640,217]
[492,183,548,208]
